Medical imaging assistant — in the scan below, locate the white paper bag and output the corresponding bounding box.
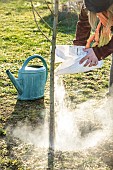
[55,45,103,75]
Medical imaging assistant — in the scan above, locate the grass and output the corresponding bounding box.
[0,0,113,169]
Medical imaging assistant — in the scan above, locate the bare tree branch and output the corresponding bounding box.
[44,0,54,15]
[30,0,52,43]
[32,4,53,30]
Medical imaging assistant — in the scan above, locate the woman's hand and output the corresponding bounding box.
[79,48,98,67]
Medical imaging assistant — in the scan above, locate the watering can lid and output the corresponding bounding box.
[19,65,46,73]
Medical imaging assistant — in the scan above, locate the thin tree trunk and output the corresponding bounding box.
[49,0,59,150]
[48,0,59,168]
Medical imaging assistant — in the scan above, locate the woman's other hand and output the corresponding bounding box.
[79,48,98,67]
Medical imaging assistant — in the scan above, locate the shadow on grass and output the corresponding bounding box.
[6,98,56,169]
[9,98,45,125]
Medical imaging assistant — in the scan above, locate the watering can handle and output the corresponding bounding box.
[22,54,48,81]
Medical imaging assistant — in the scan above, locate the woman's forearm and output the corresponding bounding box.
[93,36,113,60]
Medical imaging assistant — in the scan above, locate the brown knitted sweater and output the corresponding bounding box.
[73,5,113,60]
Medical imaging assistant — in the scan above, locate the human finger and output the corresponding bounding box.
[89,61,98,67]
[79,55,89,64]
[84,59,91,67]
[89,62,95,67]
[83,48,88,52]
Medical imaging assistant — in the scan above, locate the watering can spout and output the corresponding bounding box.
[6,70,23,95]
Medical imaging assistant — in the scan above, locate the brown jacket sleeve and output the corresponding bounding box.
[93,36,113,60]
[73,5,91,46]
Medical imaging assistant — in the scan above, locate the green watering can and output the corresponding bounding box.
[6,54,48,100]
